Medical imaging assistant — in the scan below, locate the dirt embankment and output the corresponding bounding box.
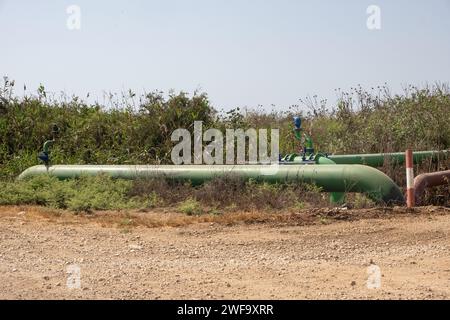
[0,206,449,300]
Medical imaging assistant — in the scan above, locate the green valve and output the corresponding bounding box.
[293,116,315,158]
[38,124,59,166]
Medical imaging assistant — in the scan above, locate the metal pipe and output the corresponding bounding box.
[315,155,345,204]
[414,170,450,206]
[42,140,54,154]
[293,150,448,167]
[406,149,415,208]
[17,164,405,205]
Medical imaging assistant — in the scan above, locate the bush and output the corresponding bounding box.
[1,77,449,207]
[0,175,137,212]
[177,198,203,216]
[0,78,217,180]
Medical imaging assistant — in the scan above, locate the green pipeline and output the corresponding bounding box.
[17,164,405,204]
[294,150,449,167]
[315,155,345,204]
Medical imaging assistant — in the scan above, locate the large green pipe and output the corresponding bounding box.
[294,150,448,167]
[17,164,404,204]
[315,155,345,204]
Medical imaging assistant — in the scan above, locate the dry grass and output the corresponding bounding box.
[0,205,290,228]
[129,176,329,212]
[2,205,449,231]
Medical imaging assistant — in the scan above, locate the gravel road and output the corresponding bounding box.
[0,206,449,299]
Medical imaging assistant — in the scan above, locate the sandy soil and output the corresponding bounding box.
[0,205,449,300]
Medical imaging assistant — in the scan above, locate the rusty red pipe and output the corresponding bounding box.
[414,170,450,206]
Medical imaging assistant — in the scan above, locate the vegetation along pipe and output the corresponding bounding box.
[293,150,449,167]
[17,164,405,205]
[414,170,450,206]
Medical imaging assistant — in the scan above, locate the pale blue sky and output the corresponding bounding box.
[1,0,449,110]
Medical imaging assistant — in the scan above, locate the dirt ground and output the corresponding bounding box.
[0,205,449,300]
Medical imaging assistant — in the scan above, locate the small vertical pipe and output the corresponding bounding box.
[406,149,415,208]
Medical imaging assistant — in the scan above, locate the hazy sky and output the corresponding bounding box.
[1,0,449,110]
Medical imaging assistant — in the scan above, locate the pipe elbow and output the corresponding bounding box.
[414,170,450,205]
[344,165,405,205]
[16,165,47,181]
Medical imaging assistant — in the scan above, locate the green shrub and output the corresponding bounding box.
[0,174,138,212]
[177,198,203,215]
[0,175,68,206]
[1,77,449,207]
